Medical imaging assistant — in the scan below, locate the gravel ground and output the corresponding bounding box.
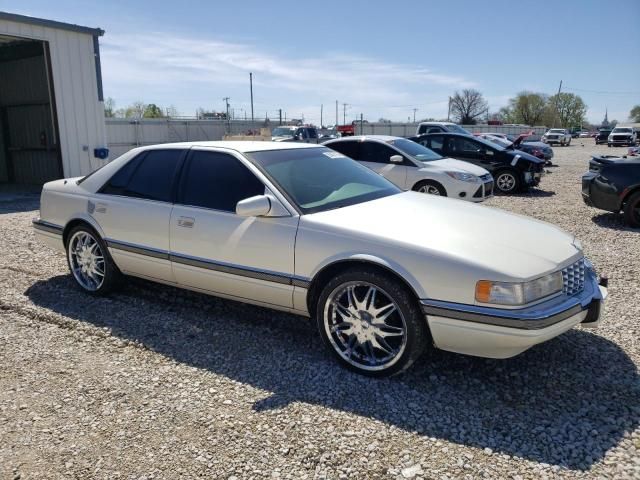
[1,141,638,479]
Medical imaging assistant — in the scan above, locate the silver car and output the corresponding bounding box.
[33,142,607,376]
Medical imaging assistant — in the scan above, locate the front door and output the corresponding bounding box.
[169,148,298,308]
[357,141,408,189]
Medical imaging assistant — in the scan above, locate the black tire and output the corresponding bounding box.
[412,180,447,196]
[567,138,571,146]
[608,144,611,148]
[315,267,429,377]
[65,224,122,295]
[623,191,640,228]
[494,169,522,194]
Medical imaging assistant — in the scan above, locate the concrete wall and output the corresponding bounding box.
[0,18,107,178]
[106,119,267,158]
[354,123,547,140]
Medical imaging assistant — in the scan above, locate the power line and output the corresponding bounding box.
[563,86,640,96]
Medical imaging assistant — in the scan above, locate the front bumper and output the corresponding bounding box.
[608,138,634,145]
[421,267,607,359]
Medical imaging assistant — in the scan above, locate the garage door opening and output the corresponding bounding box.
[0,34,62,185]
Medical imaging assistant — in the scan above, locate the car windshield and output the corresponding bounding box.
[473,136,505,151]
[613,128,632,133]
[247,147,400,214]
[483,135,512,148]
[272,127,296,136]
[387,138,443,162]
[448,124,472,135]
[549,129,566,134]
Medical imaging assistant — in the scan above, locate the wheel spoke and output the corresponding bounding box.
[371,335,394,356]
[373,302,396,323]
[334,301,354,319]
[364,341,377,365]
[362,286,376,310]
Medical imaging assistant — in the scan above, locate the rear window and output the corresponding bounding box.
[100,149,183,202]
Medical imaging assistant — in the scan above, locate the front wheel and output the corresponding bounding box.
[623,191,640,228]
[494,170,522,194]
[66,225,121,295]
[316,268,429,377]
[567,138,571,146]
[412,180,446,196]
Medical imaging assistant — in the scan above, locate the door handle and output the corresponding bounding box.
[177,216,195,228]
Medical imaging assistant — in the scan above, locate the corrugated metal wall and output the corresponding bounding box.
[0,53,60,183]
[106,119,266,158]
[0,19,107,178]
[355,123,547,140]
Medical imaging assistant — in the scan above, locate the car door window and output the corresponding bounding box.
[100,149,183,202]
[307,128,318,139]
[327,141,361,160]
[426,136,444,154]
[178,151,265,212]
[451,137,482,155]
[360,142,400,164]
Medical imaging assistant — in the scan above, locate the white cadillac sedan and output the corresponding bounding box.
[325,135,494,201]
[33,142,607,377]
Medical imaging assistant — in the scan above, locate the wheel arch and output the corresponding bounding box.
[62,214,106,246]
[621,184,640,207]
[306,255,425,315]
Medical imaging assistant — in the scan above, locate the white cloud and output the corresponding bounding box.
[100,32,476,121]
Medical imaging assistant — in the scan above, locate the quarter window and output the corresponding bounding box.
[178,151,265,212]
[100,149,183,202]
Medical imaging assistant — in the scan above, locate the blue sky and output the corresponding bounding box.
[4,0,640,124]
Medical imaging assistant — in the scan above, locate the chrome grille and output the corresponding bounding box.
[562,258,586,296]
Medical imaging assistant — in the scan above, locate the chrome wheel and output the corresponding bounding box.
[68,230,105,291]
[417,184,441,195]
[496,172,516,192]
[323,282,407,372]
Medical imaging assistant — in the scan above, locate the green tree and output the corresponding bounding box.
[104,97,116,118]
[143,103,165,118]
[630,105,640,122]
[548,92,587,128]
[450,89,488,124]
[508,92,549,126]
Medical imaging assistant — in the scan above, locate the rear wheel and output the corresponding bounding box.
[494,169,521,194]
[412,180,446,196]
[623,191,640,228]
[66,225,121,295]
[316,267,428,377]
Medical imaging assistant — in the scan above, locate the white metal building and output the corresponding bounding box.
[0,12,107,184]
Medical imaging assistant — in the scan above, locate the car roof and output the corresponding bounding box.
[137,141,323,153]
[417,121,456,125]
[326,135,402,143]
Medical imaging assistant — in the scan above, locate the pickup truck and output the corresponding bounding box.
[542,129,572,146]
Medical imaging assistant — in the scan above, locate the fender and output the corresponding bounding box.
[307,252,427,300]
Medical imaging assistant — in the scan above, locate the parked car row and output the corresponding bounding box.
[33,140,608,377]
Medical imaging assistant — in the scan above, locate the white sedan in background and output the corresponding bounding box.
[325,135,494,201]
[33,142,607,377]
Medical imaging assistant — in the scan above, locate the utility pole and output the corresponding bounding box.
[553,80,563,127]
[320,104,323,128]
[412,108,418,123]
[279,109,282,125]
[249,72,255,125]
[335,100,338,126]
[223,97,230,133]
[342,103,348,125]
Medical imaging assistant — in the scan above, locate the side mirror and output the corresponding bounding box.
[390,155,403,163]
[236,195,272,217]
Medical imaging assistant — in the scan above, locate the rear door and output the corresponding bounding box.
[93,148,185,281]
[169,148,298,308]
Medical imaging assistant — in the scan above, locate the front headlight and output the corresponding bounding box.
[475,271,563,305]
[608,136,613,140]
[445,171,478,182]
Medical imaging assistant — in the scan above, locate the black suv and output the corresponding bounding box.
[410,133,545,193]
[582,155,640,227]
[595,129,612,145]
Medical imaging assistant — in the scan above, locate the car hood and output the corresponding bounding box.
[505,149,544,165]
[422,157,489,176]
[304,191,581,280]
[272,136,295,142]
